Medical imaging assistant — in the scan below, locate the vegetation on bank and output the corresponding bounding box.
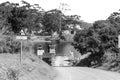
[73,12,120,72]
[0,54,57,80]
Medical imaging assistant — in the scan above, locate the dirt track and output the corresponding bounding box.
[54,67,120,80]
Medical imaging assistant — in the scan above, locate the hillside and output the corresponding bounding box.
[0,53,57,80]
[80,21,93,29]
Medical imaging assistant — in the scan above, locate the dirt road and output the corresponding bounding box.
[54,67,120,80]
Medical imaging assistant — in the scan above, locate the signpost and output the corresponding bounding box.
[16,30,27,64]
[118,35,120,48]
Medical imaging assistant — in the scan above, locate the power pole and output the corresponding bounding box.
[20,40,23,64]
[58,3,71,34]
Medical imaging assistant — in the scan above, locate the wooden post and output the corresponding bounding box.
[118,35,120,48]
[20,40,22,64]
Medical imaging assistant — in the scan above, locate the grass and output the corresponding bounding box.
[0,53,57,80]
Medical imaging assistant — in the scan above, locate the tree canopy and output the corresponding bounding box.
[0,1,44,35]
[73,13,120,66]
[0,1,82,36]
[42,9,81,35]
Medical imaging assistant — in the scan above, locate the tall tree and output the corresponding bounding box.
[42,9,63,35]
[0,1,14,35]
[73,20,119,66]
[42,9,82,35]
[0,1,44,35]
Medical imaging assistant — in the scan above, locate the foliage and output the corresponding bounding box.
[0,1,82,54]
[7,68,19,80]
[64,15,81,28]
[42,9,81,35]
[0,36,20,53]
[0,1,82,36]
[42,9,62,34]
[73,19,120,66]
[0,1,13,35]
[80,21,92,29]
[107,12,120,28]
[0,1,44,34]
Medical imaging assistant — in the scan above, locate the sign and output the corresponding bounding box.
[20,30,25,36]
[50,48,55,53]
[118,35,120,48]
[37,50,44,55]
[16,36,27,40]
[16,29,27,40]
[16,30,27,64]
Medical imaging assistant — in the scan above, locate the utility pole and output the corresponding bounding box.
[20,40,23,64]
[118,35,120,48]
[58,3,71,34]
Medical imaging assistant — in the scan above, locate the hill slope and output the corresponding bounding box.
[0,53,57,80]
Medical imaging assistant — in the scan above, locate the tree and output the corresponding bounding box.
[42,9,82,35]
[73,20,119,66]
[42,9,63,35]
[0,1,44,35]
[107,11,120,33]
[0,1,14,35]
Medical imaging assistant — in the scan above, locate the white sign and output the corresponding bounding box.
[37,50,44,55]
[118,35,120,48]
[50,49,55,53]
[20,30,25,36]
[16,36,27,40]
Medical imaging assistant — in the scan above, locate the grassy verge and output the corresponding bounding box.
[0,53,57,80]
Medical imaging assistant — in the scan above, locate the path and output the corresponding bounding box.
[54,67,120,80]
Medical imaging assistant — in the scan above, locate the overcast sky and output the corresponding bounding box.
[0,0,120,23]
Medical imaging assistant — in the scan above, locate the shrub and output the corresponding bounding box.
[0,36,21,54]
[7,68,20,80]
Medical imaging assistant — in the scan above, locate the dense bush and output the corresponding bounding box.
[73,19,120,67]
[7,68,20,80]
[0,36,21,54]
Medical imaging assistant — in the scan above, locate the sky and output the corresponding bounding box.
[0,0,120,23]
